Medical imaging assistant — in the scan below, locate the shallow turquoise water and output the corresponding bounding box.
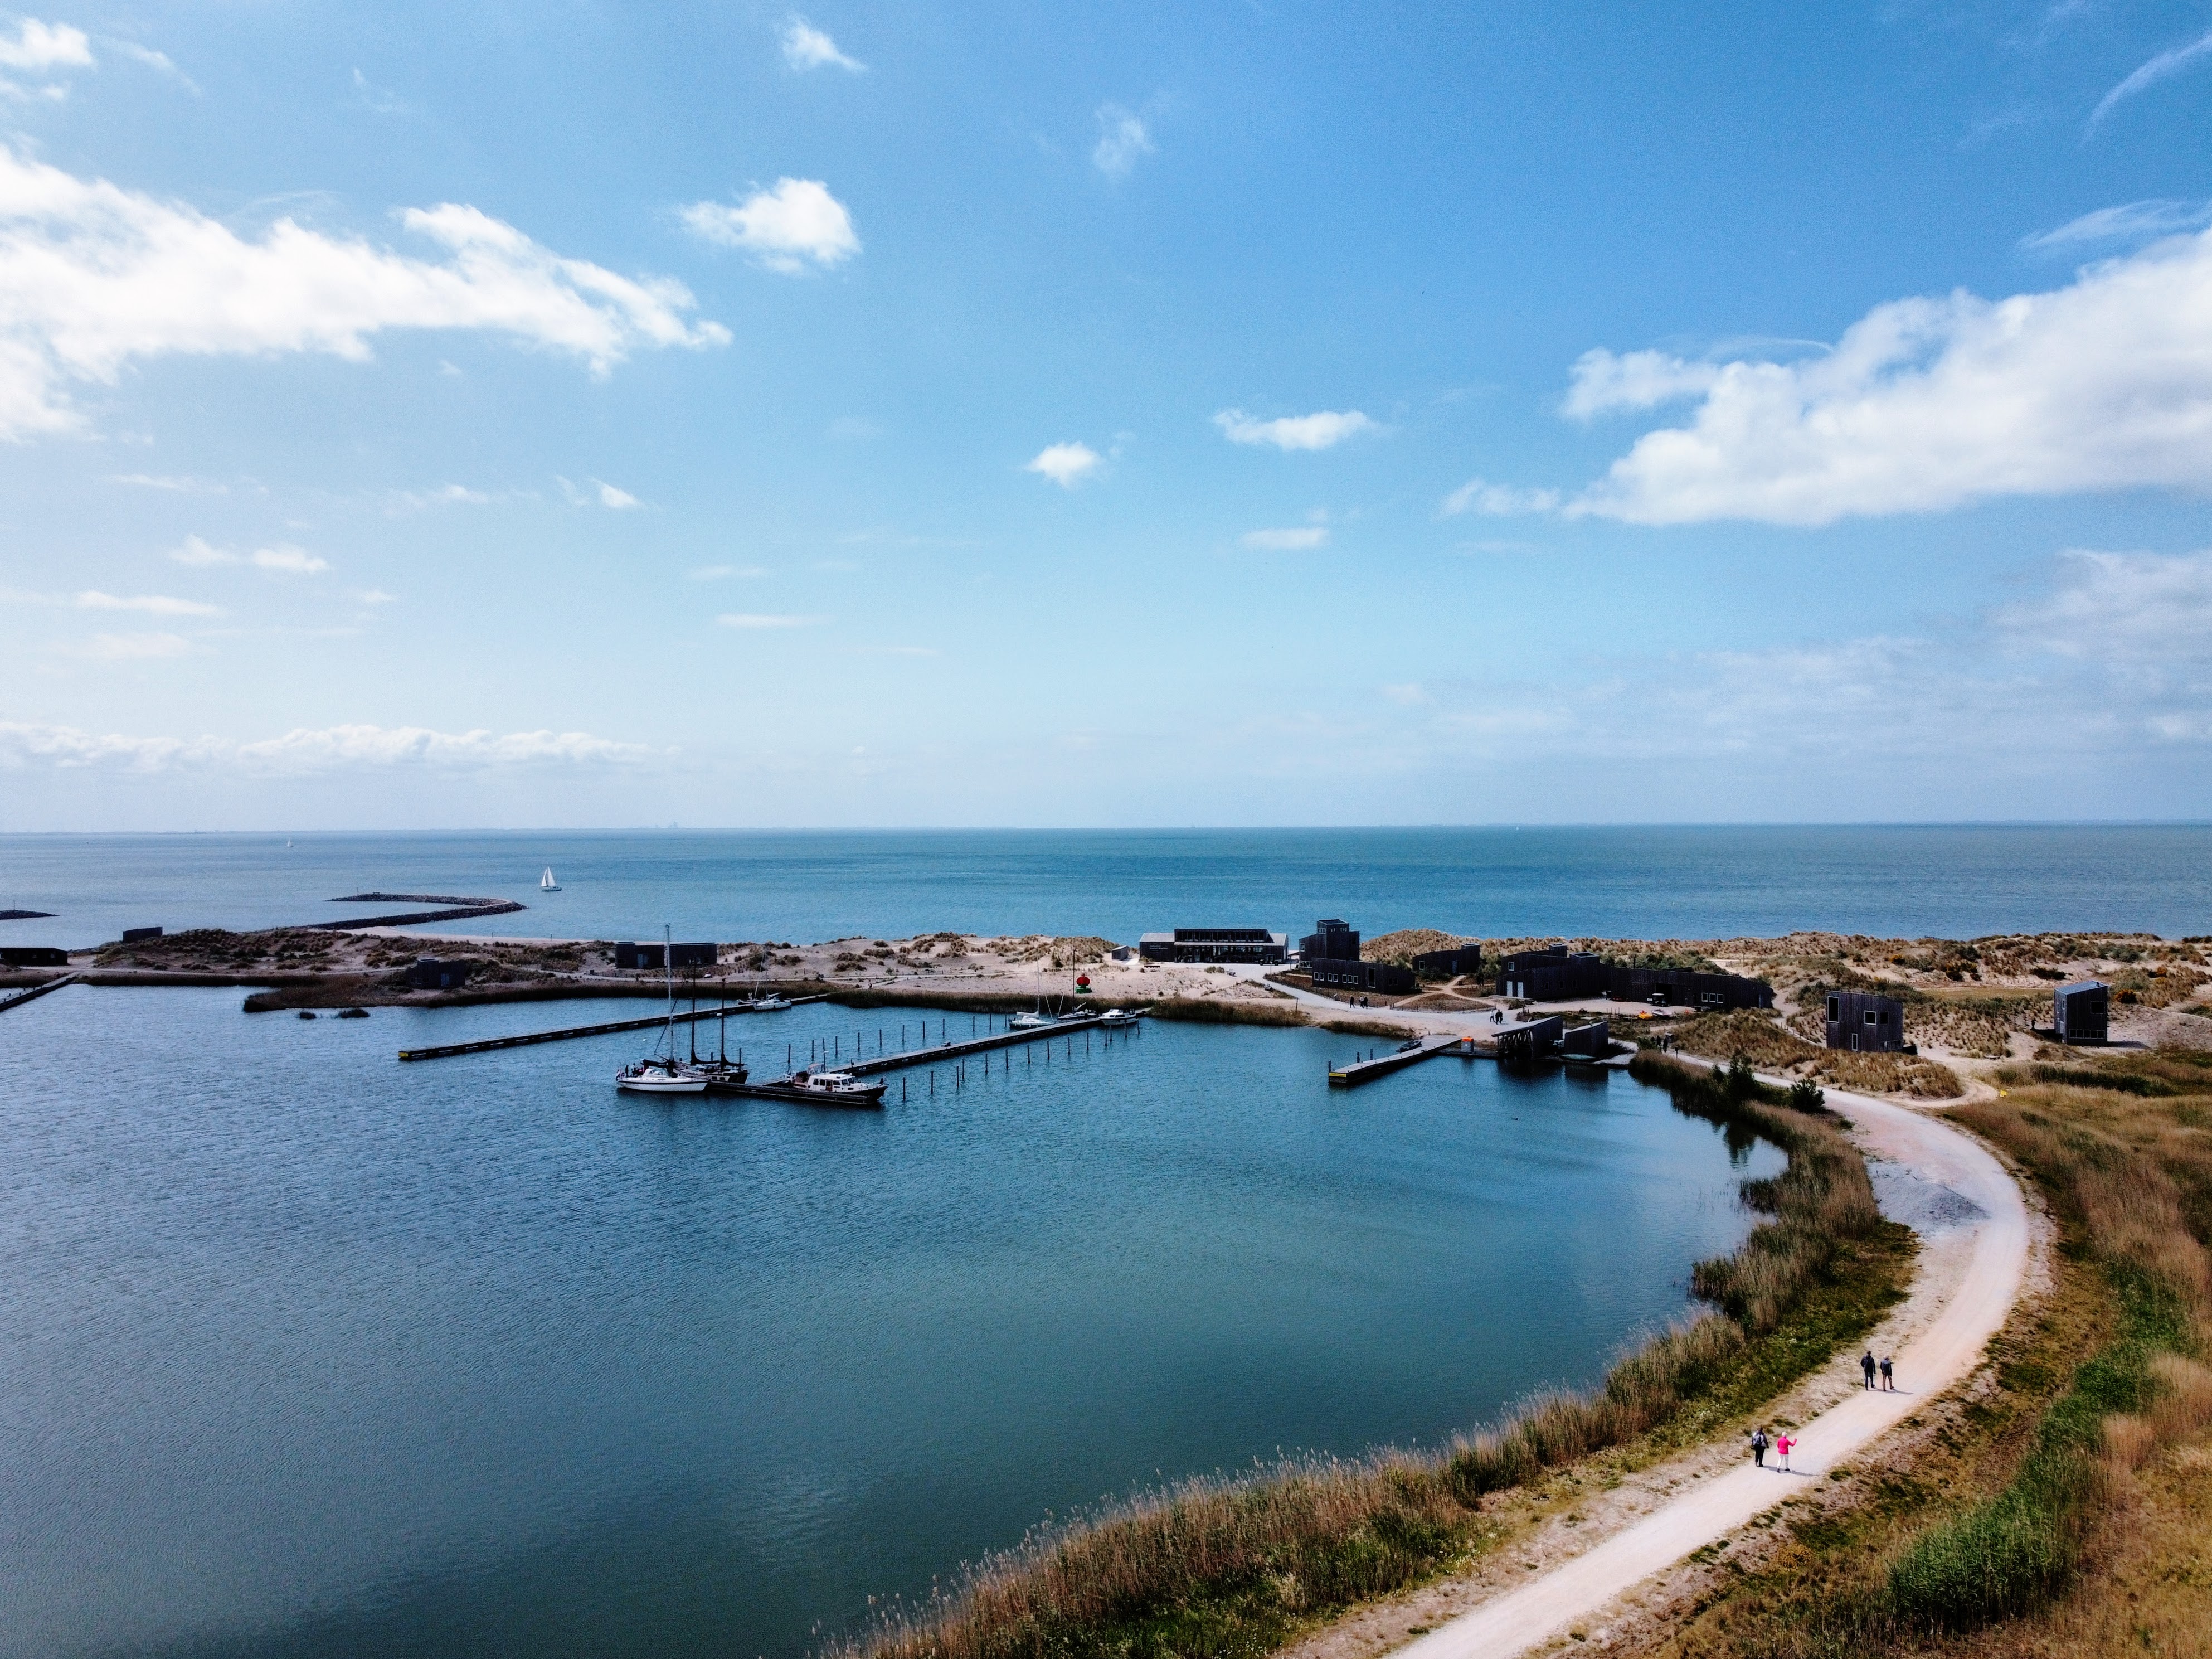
[0,989,1779,1659]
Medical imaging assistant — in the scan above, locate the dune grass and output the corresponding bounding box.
[839,1054,1898,1659]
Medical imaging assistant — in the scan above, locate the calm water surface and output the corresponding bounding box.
[1,989,1779,1659]
[2,824,2209,949]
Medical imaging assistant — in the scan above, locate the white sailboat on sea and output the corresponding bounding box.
[540,867,561,892]
[616,925,706,1094]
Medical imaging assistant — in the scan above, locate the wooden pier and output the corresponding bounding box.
[396,996,830,1061]
[832,1009,1138,1078]
[0,973,77,1017]
[1326,1032,1466,1086]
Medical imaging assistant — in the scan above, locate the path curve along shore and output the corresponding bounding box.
[1387,1084,2030,1659]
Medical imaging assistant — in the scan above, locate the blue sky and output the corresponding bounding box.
[3,1,2211,829]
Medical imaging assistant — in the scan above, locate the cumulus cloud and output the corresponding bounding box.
[0,145,727,439]
[0,18,90,71]
[2021,198,2212,251]
[716,612,824,628]
[1213,408,1377,452]
[0,720,652,773]
[1559,349,1725,418]
[1024,440,1102,487]
[680,178,859,273]
[1992,548,2212,666]
[2088,28,2212,130]
[1557,227,2212,525]
[781,16,863,72]
[1239,526,1329,550]
[1092,104,1155,179]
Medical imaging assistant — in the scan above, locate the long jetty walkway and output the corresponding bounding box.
[0,973,77,1017]
[396,997,833,1061]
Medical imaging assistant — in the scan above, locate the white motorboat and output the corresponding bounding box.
[540,867,562,892]
[1008,1010,1055,1030]
[787,1068,887,1104]
[1099,1006,1143,1025]
[738,993,792,1012]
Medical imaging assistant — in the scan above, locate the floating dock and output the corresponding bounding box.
[1327,1032,1467,1086]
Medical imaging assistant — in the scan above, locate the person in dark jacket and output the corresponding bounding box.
[1860,1350,1877,1389]
[1750,1427,1769,1468]
[1880,1355,1894,1390]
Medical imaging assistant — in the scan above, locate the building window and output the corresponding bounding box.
[1827,996,1840,1020]
[1865,1010,1879,1025]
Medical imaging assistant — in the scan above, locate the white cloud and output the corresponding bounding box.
[1440,477,1561,516]
[781,16,863,72]
[1991,548,2212,665]
[0,720,653,773]
[74,630,191,660]
[1212,408,1377,452]
[593,478,640,508]
[0,145,727,439]
[114,472,227,493]
[0,18,91,71]
[1092,104,1155,179]
[345,588,398,605]
[74,589,221,615]
[1239,525,1329,550]
[350,66,409,117]
[1560,227,2212,525]
[2088,28,2212,130]
[252,545,328,574]
[2021,198,2212,251]
[680,178,859,273]
[717,612,825,628]
[1559,348,1724,418]
[168,534,233,566]
[1024,440,1101,487]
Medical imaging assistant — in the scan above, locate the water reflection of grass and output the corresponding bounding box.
[840,1056,1909,1659]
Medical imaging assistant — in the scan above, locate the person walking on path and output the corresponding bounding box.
[1775,1432,1793,1472]
[1880,1355,1894,1390]
[1750,1428,1769,1469]
[1860,1350,1877,1389]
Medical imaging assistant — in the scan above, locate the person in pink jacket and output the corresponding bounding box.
[1774,1431,1794,1471]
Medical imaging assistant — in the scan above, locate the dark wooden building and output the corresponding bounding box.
[1412,944,1484,980]
[1309,957,1417,996]
[1825,991,1907,1052]
[405,957,476,990]
[1497,947,1607,1000]
[1496,1015,1565,1059]
[120,925,162,943]
[1560,1020,1612,1058]
[1137,928,1288,964]
[2054,980,2109,1045]
[1495,945,1772,1010]
[0,945,69,968]
[1298,919,1360,962]
[616,940,718,971]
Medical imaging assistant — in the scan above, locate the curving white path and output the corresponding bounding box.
[1392,1084,2029,1659]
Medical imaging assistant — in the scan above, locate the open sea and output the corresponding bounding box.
[2,824,2209,949]
[0,824,2194,1659]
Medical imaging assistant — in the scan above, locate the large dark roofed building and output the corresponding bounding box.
[1299,918,1415,996]
[1495,945,1772,1010]
[1137,928,1288,964]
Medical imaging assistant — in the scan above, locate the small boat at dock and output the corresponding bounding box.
[1008,1010,1055,1030]
[616,924,706,1094]
[785,1068,887,1105]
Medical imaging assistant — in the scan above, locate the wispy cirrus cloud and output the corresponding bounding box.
[0,720,654,773]
[168,536,329,574]
[2022,198,2212,251]
[680,178,859,273]
[1239,526,1329,550]
[716,612,825,628]
[1438,478,1560,517]
[2,585,222,616]
[1092,103,1155,179]
[0,145,727,439]
[781,16,863,72]
[2087,27,2212,132]
[1213,408,1377,452]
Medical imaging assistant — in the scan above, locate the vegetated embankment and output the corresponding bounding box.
[1622,1043,2212,1659]
[838,1054,1905,1659]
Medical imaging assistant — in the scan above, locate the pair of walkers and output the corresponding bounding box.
[1859,1350,1895,1390]
[1749,1427,1794,1471]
